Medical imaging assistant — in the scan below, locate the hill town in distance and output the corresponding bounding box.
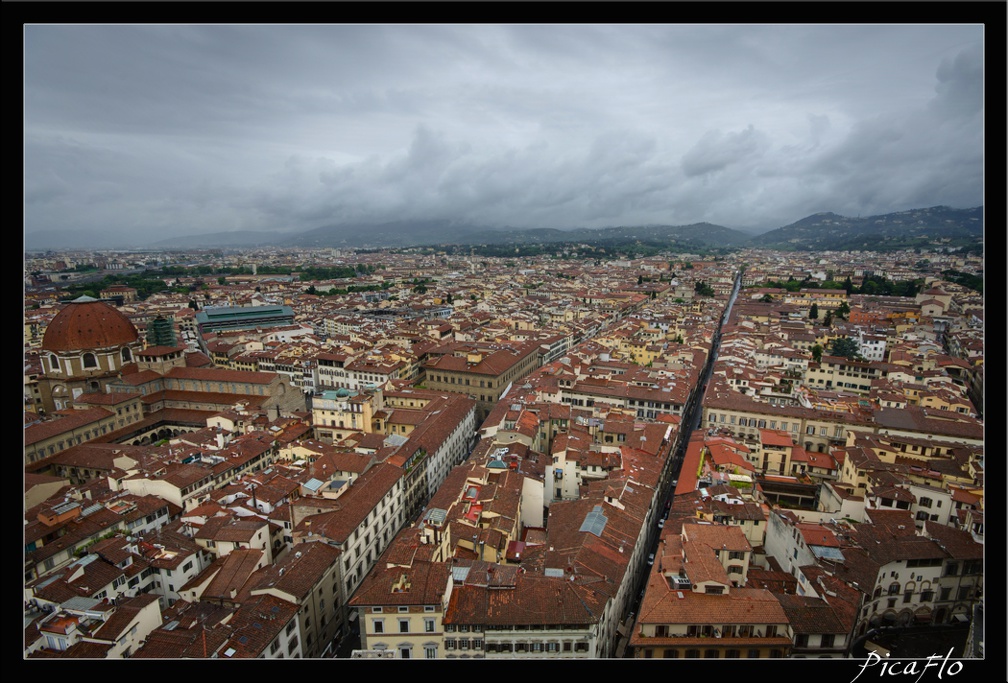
[23,209,984,665]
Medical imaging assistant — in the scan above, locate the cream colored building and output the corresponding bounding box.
[350,560,453,659]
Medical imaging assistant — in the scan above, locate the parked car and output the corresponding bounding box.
[647,553,655,566]
[657,519,665,529]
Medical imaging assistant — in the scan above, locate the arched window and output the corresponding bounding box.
[121,348,132,363]
[82,352,98,368]
[48,354,61,374]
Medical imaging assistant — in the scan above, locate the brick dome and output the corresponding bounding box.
[42,296,139,352]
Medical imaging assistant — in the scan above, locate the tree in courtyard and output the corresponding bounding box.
[809,303,819,320]
[694,280,715,296]
[829,337,861,360]
[811,344,823,364]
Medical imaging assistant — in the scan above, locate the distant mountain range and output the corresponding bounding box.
[25,206,983,253]
[749,206,984,252]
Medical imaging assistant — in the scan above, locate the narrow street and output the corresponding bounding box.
[620,269,742,656]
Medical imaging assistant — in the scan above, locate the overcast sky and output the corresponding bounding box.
[24,23,984,246]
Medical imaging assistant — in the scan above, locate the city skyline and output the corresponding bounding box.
[24,21,985,249]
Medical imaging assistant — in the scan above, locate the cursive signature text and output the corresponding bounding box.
[852,648,964,683]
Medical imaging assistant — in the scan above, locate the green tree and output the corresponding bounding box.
[809,303,819,320]
[811,344,823,363]
[694,280,715,296]
[835,301,850,319]
[823,310,833,327]
[829,337,861,360]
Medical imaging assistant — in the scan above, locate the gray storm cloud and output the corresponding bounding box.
[680,126,769,178]
[24,24,984,245]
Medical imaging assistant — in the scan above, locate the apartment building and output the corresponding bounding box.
[443,565,606,658]
[775,591,852,658]
[766,508,982,637]
[805,354,891,394]
[115,435,276,512]
[629,519,792,659]
[673,489,768,550]
[785,288,849,312]
[24,397,143,466]
[216,594,303,659]
[26,552,133,616]
[387,393,478,523]
[350,560,453,659]
[311,388,382,444]
[242,540,344,658]
[314,351,351,390]
[422,341,541,422]
[290,462,407,638]
[134,591,301,659]
[25,493,180,584]
[26,593,161,658]
[310,386,477,522]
